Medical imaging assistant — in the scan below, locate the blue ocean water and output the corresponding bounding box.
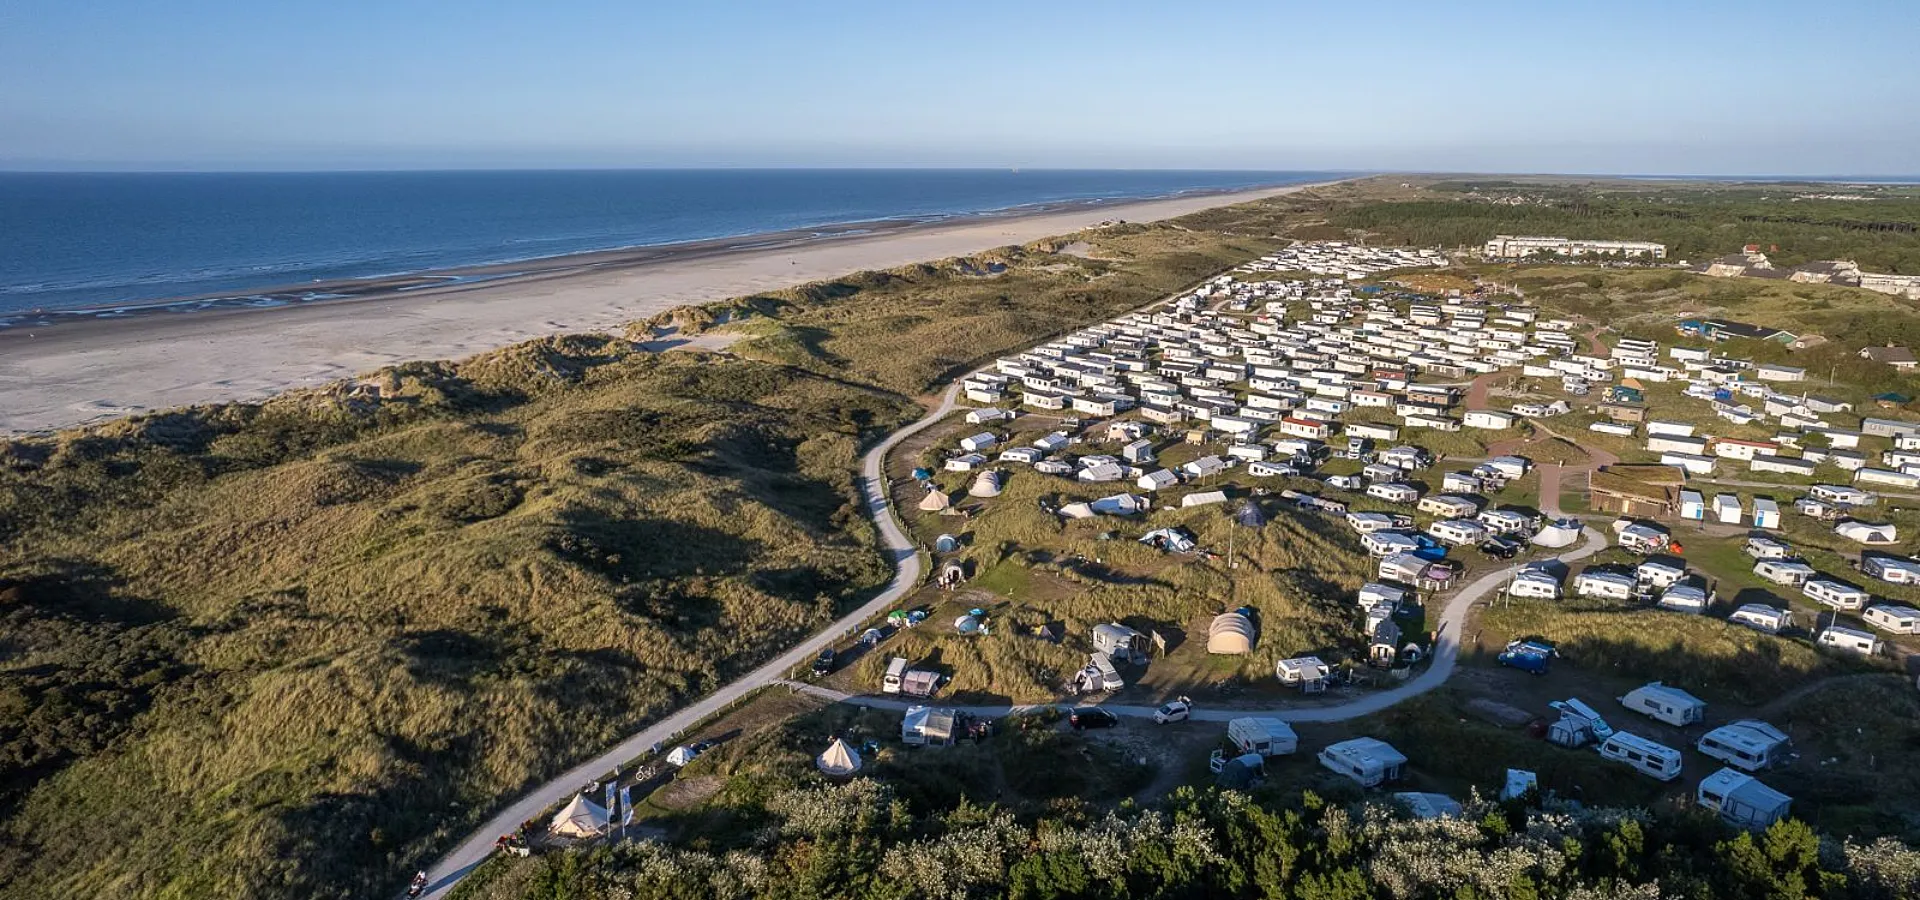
[0,169,1331,316]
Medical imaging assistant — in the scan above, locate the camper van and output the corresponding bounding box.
[1697,720,1795,772]
[1803,578,1871,612]
[1729,603,1793,634]
[1549,698,1616,741]
[1863,603,1920,634]
[1816,625,1881,656]
[1317,737,1407,788]
[1598,732,1685,782]
[1619,682,1706,727]
[1227,717,1299,757]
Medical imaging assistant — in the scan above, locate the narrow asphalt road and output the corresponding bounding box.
[416,383,962,899]
[780,526,1610,725]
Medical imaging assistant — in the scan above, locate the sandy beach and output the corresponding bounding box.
[0,181,1330,435]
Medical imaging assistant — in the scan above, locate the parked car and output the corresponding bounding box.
[811,648,837,676]
[1497,639,1558,675]
[1480,537,1523,559]
[1153,697,1193,724]
[1068,707,1119,730]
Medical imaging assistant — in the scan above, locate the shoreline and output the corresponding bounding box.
[0,180,1310,329]
[0,179,1341,435]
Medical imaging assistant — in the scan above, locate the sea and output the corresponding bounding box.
[0,169,1334,319]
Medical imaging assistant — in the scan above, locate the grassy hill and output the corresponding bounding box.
[0,191,1332,899]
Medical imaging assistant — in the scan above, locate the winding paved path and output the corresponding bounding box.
[416,383,961,898]
[779,527,1609,724]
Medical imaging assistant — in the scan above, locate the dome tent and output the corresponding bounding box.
[969,470,1004,497]
[1234,500,1269,528]
[815,737,863,777]
[1207,609,1256,655]
[549,794,610,838]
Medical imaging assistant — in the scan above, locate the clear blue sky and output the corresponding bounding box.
[2,0,1915,174]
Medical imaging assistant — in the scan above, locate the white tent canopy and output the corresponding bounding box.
[816,737,863,777]
[1532,521,1581,548]
[549,794,610,838]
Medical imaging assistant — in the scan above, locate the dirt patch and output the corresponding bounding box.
[648,775,725,811]
[1057,241,1096,258]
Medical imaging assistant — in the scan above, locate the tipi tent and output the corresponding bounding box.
[815,737,863,777]
[1234,500,1269,528]
[918,489,951,512]
[549,794,610,838]
[1207,610,1256,654]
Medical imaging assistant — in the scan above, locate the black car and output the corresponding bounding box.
[1068,707,1119,730]
[1480,537,1523,559]
[811,648,836,676]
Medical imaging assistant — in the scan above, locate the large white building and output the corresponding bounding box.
[1861,272,1920,300]
[1483,235,1668,260]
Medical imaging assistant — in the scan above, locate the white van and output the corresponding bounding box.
[883,657,908,694]
[1598,732,1684,782]
[1618,682,1706,727]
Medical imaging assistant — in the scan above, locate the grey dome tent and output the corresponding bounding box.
[1234,500,1269,528]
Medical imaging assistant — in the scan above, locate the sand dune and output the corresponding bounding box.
[0,183,1326,435]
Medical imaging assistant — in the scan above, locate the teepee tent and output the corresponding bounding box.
[1234,500,1269,528]
[549,794,610,838]
[918,489,951,512]
[815,737,864,777]
[1531,520,1582,548]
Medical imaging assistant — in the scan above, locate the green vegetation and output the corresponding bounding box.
[1335,182,1920,273]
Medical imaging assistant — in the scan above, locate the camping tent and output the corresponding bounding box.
[1139,527,1196,552]
[549,794,610,838]
[1532,520,1582,548]
[918,489,951,512]
[1207,610,1256,654]
[969,470,1003,498]
[934,533,960,553]
[954,615,983,634]
[815,737,863,777]
[1235,500,1269,528]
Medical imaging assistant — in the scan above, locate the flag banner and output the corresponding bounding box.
[605,782,617,823]
[621,785,635,826]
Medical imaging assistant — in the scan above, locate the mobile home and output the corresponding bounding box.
[1729,603,1793,634]
[1427,518,1490,546]
[1816,624,1881,656]
[1575,570,1636,600]
[1366,482,1421,504]
[1862,603,1920,634]
[1697,720,1794,772]
[1317,737,1408,788]
[1752,559,1816,587]
[1803,578,1871,612]
[1508,569,1562,600]
[1598,732,1684,782]
[1227,717,1299,757]
[1657,583,1710,614]
[1618,682,1706,727]
[1744,536,1791,560]
[1698,768,1792,830]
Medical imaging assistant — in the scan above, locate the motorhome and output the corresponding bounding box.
[1729,604,1793,634]
[883,657,908,694]
[1598,732,1685,781]
[1619,682,1706,727]
[1803,578,1871,612]
[1863,603,1920,634]
[1317,737,1407,788]
[1697,720,1795,772]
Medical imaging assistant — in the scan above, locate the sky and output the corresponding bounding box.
[1,0,1916,175]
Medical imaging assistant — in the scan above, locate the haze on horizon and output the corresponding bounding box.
[2,0,1916,176]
